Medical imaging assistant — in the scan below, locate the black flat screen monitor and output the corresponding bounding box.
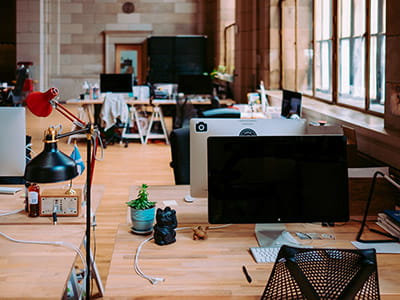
[207,135,349,224]
[178,74,212,95]
[100,73,133,93]
[281,90,302,118]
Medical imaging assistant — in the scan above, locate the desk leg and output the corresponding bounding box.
[144,105,169,144]
[67,105,93,144]
[84,237,104,297]
[121,105,145,144]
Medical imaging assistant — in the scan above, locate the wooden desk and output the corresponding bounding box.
[105,185,400,299]
[65,98,234,106]
[0,184,104,224]
[0,224,86,299]
[0,184,105,297]
[66,97,235,144]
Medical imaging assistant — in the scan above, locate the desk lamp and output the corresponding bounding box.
[24,88,98,299]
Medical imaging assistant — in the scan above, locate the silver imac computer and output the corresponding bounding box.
[188,118,307,201]
[0,107,26,180]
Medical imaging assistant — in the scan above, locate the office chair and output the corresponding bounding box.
[169,127,190,184]
[174,95,198,129]
[261,245,380,300]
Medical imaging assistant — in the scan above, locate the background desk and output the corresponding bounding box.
[0,184,104,298]
[105,185,399,299]
[0,224,86,299]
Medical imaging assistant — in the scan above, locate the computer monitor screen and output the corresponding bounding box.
[0,107,26,179]
[281,90,302,118]
[100,73,133,93]
[189,118,307,199]
[207,135,349,224]
[178,74,212,95]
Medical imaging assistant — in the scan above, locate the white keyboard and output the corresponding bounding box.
[250,247,281,263]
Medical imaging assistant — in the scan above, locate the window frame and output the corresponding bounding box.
[285,0,386,116]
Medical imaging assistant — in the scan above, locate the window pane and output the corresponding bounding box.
[338,0,366,108]
[369,35,386,113]
[297,0,313,95]
[315,0,332,101]
[369,0,386,113]
[371,0,386,34]
[353,0,366,36]
[322,1,332,39]
[315,0,332,40]
[340,0,351,37]
[315,41,332,100]
[339,39,350,95]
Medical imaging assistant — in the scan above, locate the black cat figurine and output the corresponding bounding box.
[153,206,178,245]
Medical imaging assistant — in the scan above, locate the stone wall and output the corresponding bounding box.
[16,0,201,100]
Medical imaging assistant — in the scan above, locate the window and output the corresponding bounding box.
[283,0,386,114]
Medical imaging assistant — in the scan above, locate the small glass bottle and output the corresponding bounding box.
[28,183,40,217]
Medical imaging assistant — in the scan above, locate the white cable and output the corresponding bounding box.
[0,208,24,216]
[92,129,104,161]
[134,236,165,285]
[208,224,232,230]
[0,231,87,283]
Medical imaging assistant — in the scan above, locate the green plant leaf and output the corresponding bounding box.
[126,184,156,210]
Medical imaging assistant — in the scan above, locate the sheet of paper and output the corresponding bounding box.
[351,241,400,254]
[163,200,178,206]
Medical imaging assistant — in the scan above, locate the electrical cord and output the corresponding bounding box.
[92,129,104,161]
[0,208,24,216]
[0,231,87,283]
[134,224,232,284]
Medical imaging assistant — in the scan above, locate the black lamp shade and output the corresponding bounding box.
[24,139,78,183]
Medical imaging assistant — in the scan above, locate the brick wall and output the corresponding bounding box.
[17,0,201,99]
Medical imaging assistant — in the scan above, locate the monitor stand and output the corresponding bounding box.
[255,224,301,248]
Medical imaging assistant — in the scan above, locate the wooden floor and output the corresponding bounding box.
[26,105,175,297]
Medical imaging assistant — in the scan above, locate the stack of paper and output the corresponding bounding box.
[377,210,400,238]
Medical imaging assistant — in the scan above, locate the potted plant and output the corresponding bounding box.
[126,184,156,234]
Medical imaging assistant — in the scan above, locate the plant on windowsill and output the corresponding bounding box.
[210,65,234,82]
[126,184,156,235]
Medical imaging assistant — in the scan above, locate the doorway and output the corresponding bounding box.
[115,44,144,84]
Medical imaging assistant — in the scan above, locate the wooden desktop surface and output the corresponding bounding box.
[0,184,104,224]
[105,185,400,299]
[0,224,86,299]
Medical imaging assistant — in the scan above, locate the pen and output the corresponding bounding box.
[242,265,252,283]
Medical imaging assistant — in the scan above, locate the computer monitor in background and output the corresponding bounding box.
[207,135,349,246]
[0,107,26,182]
[153,83,178,99]
[178,74,212,95]
[281,89,302,118]
[100,73,133,93]
[189,118,307,200]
